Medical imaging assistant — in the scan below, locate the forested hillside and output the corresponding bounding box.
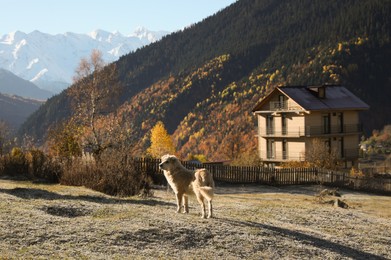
[0,93,43,129]
[19,0,391,161]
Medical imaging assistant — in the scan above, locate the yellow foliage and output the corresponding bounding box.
[280,161,311,168]
[147,121,176,158]
[47,121,83,158]
[355,37,367,46]
[269,71,277,82]
[11,147,24,158]
[350,167,365,177]
[337,42,343,52]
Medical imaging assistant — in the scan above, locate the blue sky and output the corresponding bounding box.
[1,0,236,35]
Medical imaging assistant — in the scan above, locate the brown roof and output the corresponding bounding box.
[252,85,369,112]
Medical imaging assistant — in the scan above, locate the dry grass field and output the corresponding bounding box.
[0,178,390,259]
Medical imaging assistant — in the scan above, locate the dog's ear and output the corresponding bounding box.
[161,154,170,161]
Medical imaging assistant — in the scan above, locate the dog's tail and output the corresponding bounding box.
[199,186,214,201]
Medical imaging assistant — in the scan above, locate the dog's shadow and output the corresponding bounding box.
[0,187,175,207]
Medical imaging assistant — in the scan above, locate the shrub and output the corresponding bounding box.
[26,149,62,183]
[61,149,152,197]
[0,148,62,182]
[280,161,311,168]
[0,147,29,177]
[230,150,263,166]
[349,167,365,177]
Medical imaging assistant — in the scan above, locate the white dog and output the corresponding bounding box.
[159,154,215,218]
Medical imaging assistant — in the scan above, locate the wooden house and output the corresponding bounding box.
[252,85,369,168]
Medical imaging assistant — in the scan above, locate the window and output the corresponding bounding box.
[278,95,285,109]
[323,114,331,134]
[281,114,287,135]
[339,137,344,158]
[282,139,287,159]
[338,112,344,133]
[266,115,274,135]
[267,139,275,159]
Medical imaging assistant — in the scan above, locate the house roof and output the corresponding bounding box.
[252,85,369,112]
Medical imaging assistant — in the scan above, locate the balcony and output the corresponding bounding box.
[265,152,305,161]
[259,124,363,138]
[268,101,302,111]
[259,128,304,137]
[305,124,363,136]
[264,149,359,162]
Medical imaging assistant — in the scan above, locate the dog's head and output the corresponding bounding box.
[159,154,178,171]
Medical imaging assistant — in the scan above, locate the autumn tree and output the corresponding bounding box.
[306,138,342,170]
[221,132,244,161]
[147,121,176,158]
[69,49,121,158]
[46,120,83,158]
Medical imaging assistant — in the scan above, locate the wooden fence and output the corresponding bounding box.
[133,158,391,194]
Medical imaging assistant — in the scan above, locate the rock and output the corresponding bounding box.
[319,188,341,197]
[334,199,349,209]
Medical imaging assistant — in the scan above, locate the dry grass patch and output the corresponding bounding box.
[1,180,390,259]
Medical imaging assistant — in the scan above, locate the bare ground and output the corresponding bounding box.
[0,179,390,259]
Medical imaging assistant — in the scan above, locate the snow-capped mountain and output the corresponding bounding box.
[0,28,169,93]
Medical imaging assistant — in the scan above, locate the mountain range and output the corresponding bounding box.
[0,92,43,129]
[0,68,52,100]
[20,0,391,161]
[0,69,50,128]
[0,28,168,94]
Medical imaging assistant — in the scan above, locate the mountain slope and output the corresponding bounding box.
[0,93,43,129]
[0,69,52,100]
[20,0,391,161]
[0,28,168,93]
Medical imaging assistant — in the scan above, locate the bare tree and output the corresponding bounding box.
[306,138,342,169]
[69,49,120,157]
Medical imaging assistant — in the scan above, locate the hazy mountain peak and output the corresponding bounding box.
[0,28,169,93]
[88,29,112,41]
[1,30,26,44]
[132,26,168,42]
[0,68,52,100]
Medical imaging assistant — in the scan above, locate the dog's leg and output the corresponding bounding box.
[183,194,189,213]
[200,200,206,218]
[207,200,213,218]
[175,192,183,213]
[196,195,206,218]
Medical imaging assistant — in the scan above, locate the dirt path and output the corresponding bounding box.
[0,180,390,259]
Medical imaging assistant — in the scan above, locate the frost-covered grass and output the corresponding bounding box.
[0,180,390,259]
